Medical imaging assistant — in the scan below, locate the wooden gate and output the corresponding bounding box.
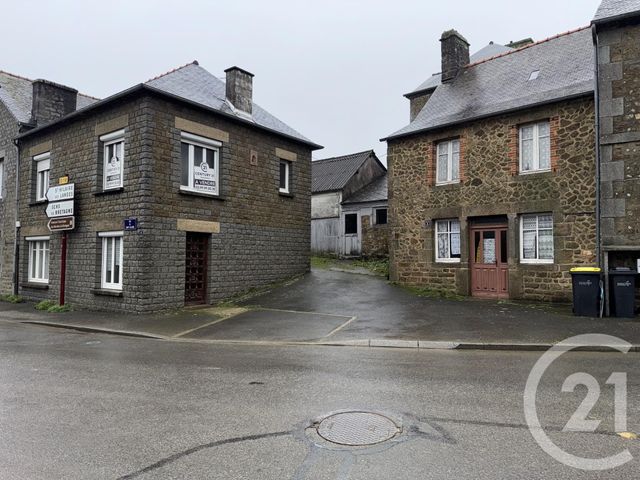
[185,232,209,305]
[470,224,509,298]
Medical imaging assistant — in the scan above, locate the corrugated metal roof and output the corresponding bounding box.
[312,150,375,193]
[387,27,594,140]
[407,43,514,95]
[593,0,640,22]
[0,71,98,124]
[145,62,314,145]
[342,172,388,204]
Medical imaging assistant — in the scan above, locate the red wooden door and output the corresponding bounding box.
[470,226,508,298]
[185,233,209,305]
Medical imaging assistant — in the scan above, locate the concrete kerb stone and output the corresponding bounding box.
[12,321,640,352]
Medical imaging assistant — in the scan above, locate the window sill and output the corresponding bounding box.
[29,200,47,207]
[21,282,49,290]
[179,187,225,200]
[278,191,294,198]
[520,260,554,267]
[95,187,124,196]
[435,259,461,264]
[91,288,123,297]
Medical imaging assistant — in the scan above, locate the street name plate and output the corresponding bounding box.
[46,200,74,218]
[48,216,75,232]
[46,183,75,202]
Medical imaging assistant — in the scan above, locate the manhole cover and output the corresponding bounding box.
[316,411,400,446]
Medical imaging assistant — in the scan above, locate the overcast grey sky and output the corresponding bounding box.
[2,0,601,159]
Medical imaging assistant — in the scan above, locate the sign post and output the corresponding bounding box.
[45,183,75,306]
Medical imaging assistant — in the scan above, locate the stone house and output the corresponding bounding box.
[0,72,97,295]
[593,0,640,312]
[383,27,596,301]
[8,61,320,312]
[311,150,387,257]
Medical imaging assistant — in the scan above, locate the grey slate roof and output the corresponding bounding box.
[593,0,640,22]
[145,62,314,146]
[312,150,376,193]
[408,43,514,95]
[387,27,594,140]
[342,172,388,204]
[0,71,98,124]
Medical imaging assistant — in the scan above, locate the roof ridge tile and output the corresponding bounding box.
[145,60,200,83]
[467,25,591,69]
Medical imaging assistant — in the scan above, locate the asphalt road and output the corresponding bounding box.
[0,322,638,479]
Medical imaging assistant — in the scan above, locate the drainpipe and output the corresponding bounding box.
[12,136,21,296]
[592,24,605,317]
[592,24,602,267]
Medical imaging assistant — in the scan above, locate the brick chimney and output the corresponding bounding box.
[30,79,78,126]
[440,30,470,82]
[224,66,254,115]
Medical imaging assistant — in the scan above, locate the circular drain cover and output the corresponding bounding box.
[317,412,400,446]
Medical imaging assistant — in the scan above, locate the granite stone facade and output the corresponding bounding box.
[596,17,640,260]
[15,91,314,312]
[388,97,596,301]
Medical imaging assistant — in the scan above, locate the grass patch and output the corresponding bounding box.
[397,284,466,301]
[35,300,71,313]
[46,304,72,313]
[0,294,24,304]
[351,258,389,277]
[311,255,389,277]
[310,255,336,269]
[35,300,57,311]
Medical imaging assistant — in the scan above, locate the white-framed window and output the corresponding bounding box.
[100,129,125,190]
[279,159,291,193]
[27,236,50,284]
[436,139,460,185]
[519,120,550,173]
[0,157,4,199]
[34,152,50,201]
[99,232,123,290]
[435,219,461,262]
[520,213,554,264]
[180,132,220,196]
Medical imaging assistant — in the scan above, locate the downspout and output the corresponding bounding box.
[12,136,20,296]
[592,24,602,267]
[592,24,604,317]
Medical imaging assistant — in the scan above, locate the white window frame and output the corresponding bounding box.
[519,120,550,174]
[100,129,125,190]
[0,157,4,199]
[27,236,50,284]
[435,219,461,263]
[180,131,221,196]
[520,213,554,264]
[34,152,50,202]
[99,231,124,290]
[279,159,291,194]
[435,139,460,185]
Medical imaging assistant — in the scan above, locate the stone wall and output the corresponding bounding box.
[597,19,640,250]
[388,96,596,301]
[0,102,18,295]
[361,215,388,258]
[16,91,313,312]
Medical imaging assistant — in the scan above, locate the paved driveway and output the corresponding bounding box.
[240,268,640,345]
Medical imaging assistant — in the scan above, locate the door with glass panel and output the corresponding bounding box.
[470,225,509,298]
